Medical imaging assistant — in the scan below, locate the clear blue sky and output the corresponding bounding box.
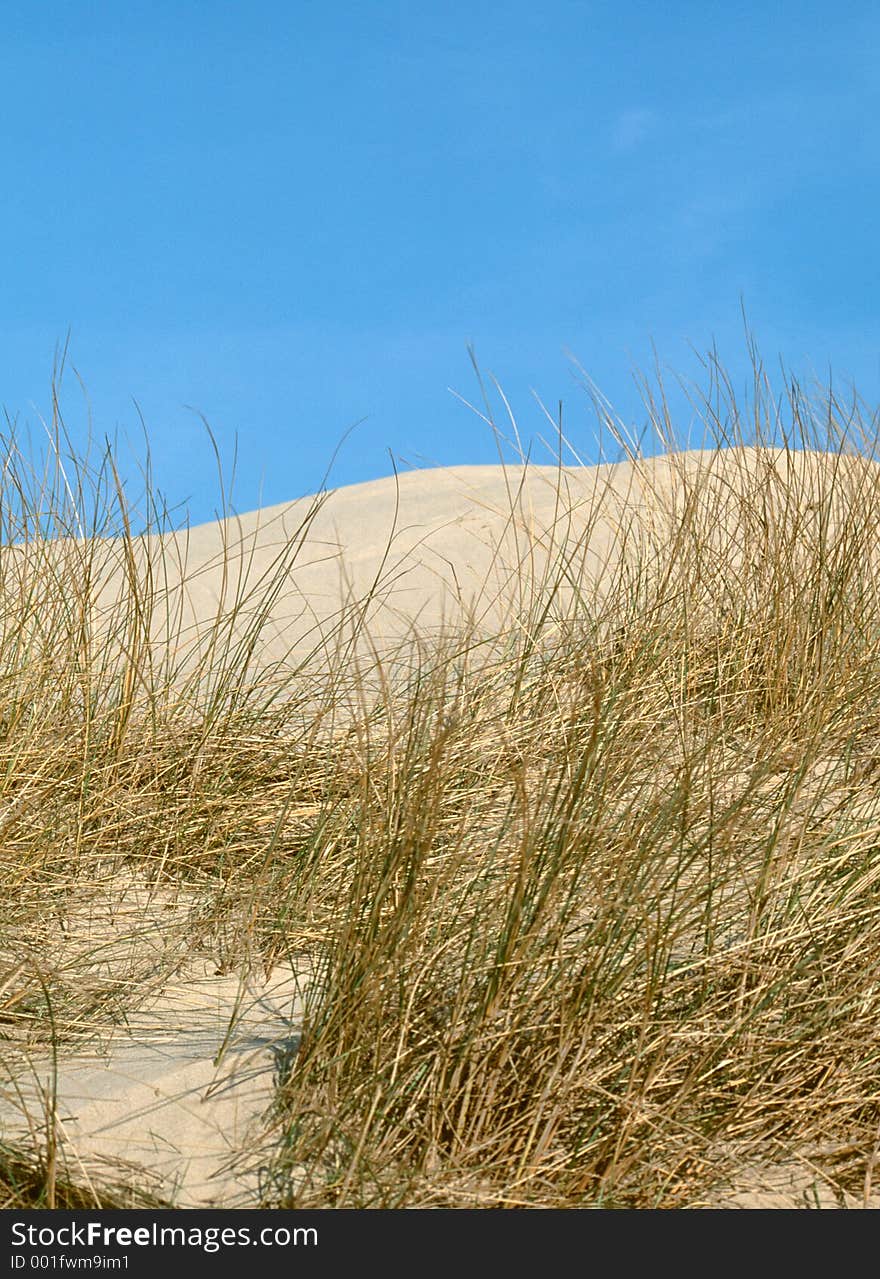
[2,2,878,526]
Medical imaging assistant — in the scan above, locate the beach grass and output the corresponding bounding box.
[2,342,879,1207]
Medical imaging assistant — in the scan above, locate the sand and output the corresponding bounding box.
[0,869,309,1207]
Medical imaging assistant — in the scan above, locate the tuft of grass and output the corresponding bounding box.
[0,1142,171,1210]
[2,335,880,1207]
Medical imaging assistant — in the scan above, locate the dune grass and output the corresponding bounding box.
[2,343,880,1208]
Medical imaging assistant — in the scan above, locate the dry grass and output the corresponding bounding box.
[2,341,880,1207]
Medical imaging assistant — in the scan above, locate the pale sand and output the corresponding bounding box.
[137,445,878,671]
[1,869,309,1207]
[2,962,304,1207]
[2,447,878,1207]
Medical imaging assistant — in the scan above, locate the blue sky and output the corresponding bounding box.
[1,2,878,526]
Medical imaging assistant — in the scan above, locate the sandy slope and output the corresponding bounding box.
[21,444,864,690]
[2,447,878,1207]
[140,448,813,664]
[0,870,308,1207]
[2,963,304,1207]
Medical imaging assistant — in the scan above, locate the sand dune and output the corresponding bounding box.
[3,446,878,1208]
[18,444,867,689]
[153,447,872,669]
